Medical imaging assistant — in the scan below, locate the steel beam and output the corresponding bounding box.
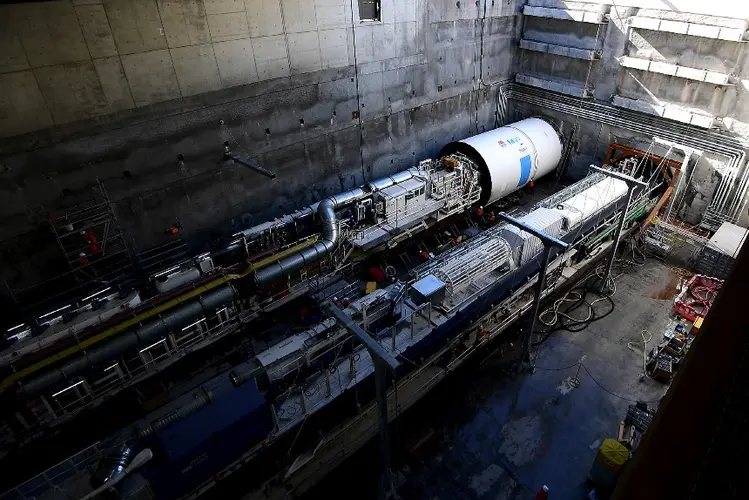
[324,302,399,499]
[589,166,648,293]
[497,213,568,373]
[224,150,276,179]
[325,303,399,370]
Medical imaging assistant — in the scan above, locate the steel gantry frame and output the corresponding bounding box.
[324,303,400,500]
[497,213,569,374]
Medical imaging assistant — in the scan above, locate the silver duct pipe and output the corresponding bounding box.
[239,206,314,241]
[253,189,359,285]
[366,169,421,192]
[254,170,422,285]
[501,83,747,222]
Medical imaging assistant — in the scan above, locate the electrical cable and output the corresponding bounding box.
[525,227,666,405]
[580,363,661,403]
[533,361,661,404]
[532,361,583,372]
[627,329,653,379]
[532,233,650,352]
[348,0,367,183]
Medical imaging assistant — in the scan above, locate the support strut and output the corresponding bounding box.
[497,213,568,374]
[325,303,399,500]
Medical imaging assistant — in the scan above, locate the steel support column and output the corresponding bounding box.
[497,213,568,373]
[590,166,648,293]
[325,303,399,500]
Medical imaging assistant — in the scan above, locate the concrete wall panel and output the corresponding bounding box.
[94,57,136,112]
[214,38,259,86]
[395,0,418,24]
[157,0,211,48]
[428,0,480,23]
[0,29,30,74]
[75,4,119,58]
[523,16,600,50]
[358,72,386,119]
[319,28,352,69]
[315,0,350,30]
[394,22,420,57]
[0,71,53,138]
[373,24,397,61]
[287,31,323,75]
[252,34,291,80]
[12,2,90,68]
[207,11,250,41]
[353,25,376,63]
[281,0,317,33]
[203,0,245,15]
[246,0,285,37]
[104,0,168,54]
[171,44,223,96]
[34,61,109,124]
[121,49,181,106]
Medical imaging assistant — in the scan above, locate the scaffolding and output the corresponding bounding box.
[8,184,133,313]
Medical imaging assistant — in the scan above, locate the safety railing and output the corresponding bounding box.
[42,307,237,422]
[0,442,104,500]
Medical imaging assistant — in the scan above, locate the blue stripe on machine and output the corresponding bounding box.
[518,154,532,186]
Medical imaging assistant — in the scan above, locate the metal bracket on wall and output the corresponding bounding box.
[223,142,276,179]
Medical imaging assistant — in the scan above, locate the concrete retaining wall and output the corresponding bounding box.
[0,0,518,297]
[2,0,749,301]
[515,1,749,227]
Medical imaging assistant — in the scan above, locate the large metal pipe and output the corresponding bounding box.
[254,172,421,285]
[253,194,352,285]
[18,285,236,397]
[440,117,564,205]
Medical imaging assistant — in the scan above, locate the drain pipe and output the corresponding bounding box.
[254,169,422,285]
[501,83,745,160]
[726,160,749,220]
[503,87,744,161]
[502,83,747,222]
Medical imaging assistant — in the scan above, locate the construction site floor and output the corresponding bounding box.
[304,259,676,499]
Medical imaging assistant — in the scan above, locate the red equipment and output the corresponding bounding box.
[673,274,723,322]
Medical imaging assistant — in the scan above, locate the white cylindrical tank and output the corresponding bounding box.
[440,118,563,205]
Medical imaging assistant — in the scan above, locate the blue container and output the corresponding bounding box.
[143,382,273,499]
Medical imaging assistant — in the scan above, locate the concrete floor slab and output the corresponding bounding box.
[306,259,675,499]
[398,260,672,498]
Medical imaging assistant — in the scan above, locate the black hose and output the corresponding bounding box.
[531,242,646,347]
